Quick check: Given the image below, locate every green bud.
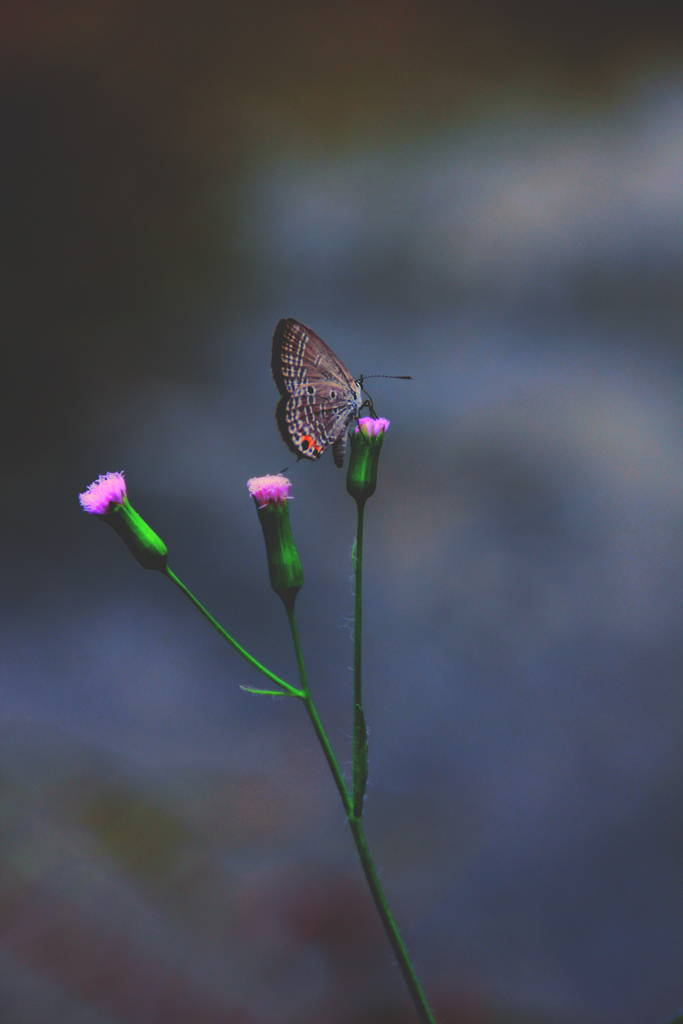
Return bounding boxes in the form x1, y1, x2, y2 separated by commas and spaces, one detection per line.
346, 417, 390, 505
248, 476, 303, 609
102, 500, 168, 572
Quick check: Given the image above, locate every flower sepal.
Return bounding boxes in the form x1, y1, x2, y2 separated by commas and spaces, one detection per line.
103, 500, 168, 572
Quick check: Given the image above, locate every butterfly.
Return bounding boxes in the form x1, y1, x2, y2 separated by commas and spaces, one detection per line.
271, 318, 366, 468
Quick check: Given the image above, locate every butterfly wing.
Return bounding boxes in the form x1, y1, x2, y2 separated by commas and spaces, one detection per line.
272, 319, 362, 465
275, 383, 358, 462
272, 319, 358, 394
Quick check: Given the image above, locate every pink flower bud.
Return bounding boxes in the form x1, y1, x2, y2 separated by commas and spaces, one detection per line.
347, 418, 390, 504
355, 416, 390, 439
247, 474, 292, 509
79, 471, 167, 572
247, 475, 302, 608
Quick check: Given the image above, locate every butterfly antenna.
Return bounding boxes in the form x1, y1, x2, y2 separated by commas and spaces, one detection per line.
357, 374, 412, 418
358, 374, 413, 381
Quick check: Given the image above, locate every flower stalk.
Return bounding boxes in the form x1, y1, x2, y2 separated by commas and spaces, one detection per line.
284, 596, 435, 1024
244, 453, 435, 1021
80, 434, 436, 1023
352, 500, 368, 819
164, 568, 304, 699
346, 417, 389, 818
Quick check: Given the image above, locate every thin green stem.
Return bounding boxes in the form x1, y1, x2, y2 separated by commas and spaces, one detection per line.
285, 602, 353, 815
353, 498, 366, 818
165, 566, 304, 699
284, 598, 310, 697
284, 600, 436, 1024
348, 816, 436, 1024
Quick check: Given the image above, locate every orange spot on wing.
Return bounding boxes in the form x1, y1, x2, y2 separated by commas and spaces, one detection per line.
300, 434, 322, 454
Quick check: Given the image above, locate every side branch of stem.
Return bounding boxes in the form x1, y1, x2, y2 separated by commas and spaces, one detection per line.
165, 566, 304, 698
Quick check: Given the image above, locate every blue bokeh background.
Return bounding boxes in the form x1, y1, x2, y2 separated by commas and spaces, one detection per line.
2, 5, 683, 1022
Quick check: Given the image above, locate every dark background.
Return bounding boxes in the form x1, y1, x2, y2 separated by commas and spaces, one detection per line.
2, 3, 683, 1022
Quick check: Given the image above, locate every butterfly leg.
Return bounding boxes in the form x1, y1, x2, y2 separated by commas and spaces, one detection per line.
358, 388, 378, 418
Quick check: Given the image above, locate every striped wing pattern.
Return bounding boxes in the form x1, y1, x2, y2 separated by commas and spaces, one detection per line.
271, 319, 362, 467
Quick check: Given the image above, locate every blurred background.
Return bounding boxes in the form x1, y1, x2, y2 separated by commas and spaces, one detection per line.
2, 2, 683, 1022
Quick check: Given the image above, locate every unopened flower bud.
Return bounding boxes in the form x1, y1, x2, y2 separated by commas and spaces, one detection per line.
346, 417, 390, 505
79, 472, 168, 572
247, 475, 303, 608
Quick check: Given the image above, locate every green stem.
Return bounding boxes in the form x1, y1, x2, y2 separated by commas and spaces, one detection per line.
285, 602, 353, 814
353, 498, 366, 818
165, 566, 304, 699
347, 816, 436, 1024
284, 601, 436, 1024
165, 567, 435, 1020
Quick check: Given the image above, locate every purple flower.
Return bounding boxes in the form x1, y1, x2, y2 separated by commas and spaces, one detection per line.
355, 416, 390, 438
79, 471, 167, 571
247, 475, 292, 509
79, 472, 127, 515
